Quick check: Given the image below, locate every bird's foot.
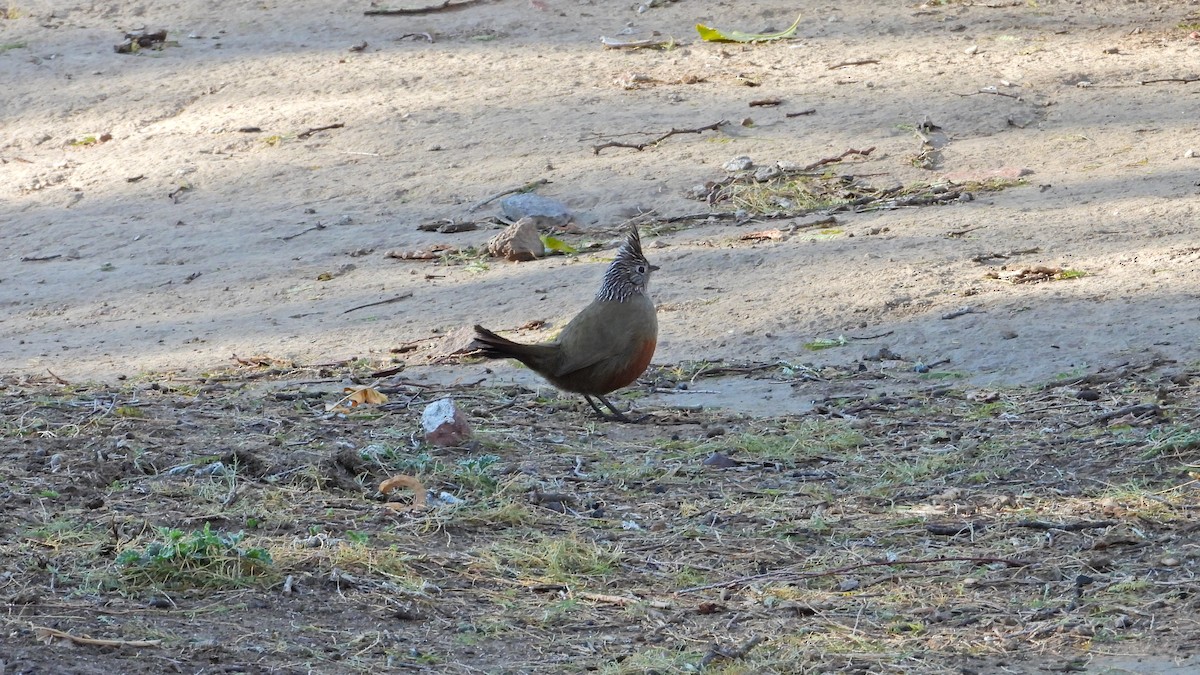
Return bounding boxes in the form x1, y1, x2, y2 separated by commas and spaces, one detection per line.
584, 395, 649, 424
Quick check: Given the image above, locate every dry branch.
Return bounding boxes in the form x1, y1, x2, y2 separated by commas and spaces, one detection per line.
591, 121, 728, 155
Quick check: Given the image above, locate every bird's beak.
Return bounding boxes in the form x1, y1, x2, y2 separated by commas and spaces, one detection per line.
649, 264, 661, 272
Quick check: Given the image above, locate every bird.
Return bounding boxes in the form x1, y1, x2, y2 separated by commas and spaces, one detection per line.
472, 225, 659, 422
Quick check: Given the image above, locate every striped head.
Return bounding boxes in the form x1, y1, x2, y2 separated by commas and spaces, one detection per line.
596, 225, 658, 302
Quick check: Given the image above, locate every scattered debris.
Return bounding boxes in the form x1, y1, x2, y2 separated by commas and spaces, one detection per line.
386, 244, 459, 260
985, 266, 1086, 284
114, 29, 167, 54
417, 219, 480, 233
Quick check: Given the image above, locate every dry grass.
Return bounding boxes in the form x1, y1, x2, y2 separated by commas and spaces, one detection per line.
1, 357, 1197, 673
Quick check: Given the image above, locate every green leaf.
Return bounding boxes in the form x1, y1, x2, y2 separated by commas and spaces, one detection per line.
540, 234, 578, 254
697, 13, 802, 43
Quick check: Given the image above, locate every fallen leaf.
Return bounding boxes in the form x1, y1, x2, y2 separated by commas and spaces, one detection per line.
380, 474, 428, 511
697, 13, 802, 43
540, 234, 578, 254
325, 386, 389, 413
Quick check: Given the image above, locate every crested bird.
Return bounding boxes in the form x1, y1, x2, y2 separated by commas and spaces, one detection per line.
473, 225, 659, 422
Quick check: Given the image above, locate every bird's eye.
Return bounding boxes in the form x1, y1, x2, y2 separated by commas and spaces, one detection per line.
637, 265, 646, 274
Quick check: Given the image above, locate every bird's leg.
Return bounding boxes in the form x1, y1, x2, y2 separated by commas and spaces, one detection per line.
594, 394, 647, 423
583, 394, 625, 421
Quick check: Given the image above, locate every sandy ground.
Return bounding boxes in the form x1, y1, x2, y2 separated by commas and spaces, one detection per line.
4, 2, 1200, 394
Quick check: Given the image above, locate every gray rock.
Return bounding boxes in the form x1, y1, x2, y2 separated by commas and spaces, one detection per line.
722, 155, 754, 172
500, 193, 572, 228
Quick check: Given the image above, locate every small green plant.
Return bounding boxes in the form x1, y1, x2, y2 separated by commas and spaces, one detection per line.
454, 454, 500, 492
117, 523, 274, 589
804, 336, 848, 351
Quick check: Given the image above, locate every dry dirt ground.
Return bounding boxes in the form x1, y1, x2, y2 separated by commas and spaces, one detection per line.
3, 0, 1200, 673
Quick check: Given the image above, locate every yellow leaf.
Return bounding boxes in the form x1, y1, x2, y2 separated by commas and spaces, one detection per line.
697, 13, 802, 43
325, 386, 388, 412
540, 234, 578, 254
344, 386, 388, 406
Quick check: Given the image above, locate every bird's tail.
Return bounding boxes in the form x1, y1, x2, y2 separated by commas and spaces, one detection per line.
472, 325, 556, 369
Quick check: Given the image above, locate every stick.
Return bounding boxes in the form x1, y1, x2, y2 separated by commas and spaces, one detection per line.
467, 178, 550, 212
592, 120, 728, 155
785, 108, 816, 117
677, 555, 1030, 593
297, 123, 344, 139
31, 623, 162, 648
1139, 77, 1200, 85
342, 292, 414, 315
1014, 520, 1117, 532
954, 89, 1023, 99
828, 59, 879, 69
748, 98, 782, 107
20, 253, 62, 262
800, 147, 874, 171
1091, 403, 1159, 425
280, 223, 326, 241
365, 0, 479, 15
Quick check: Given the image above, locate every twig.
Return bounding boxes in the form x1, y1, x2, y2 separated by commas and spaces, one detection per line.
31, 623, 162, 648
953, 88, 1023, 100
849, 330, 894, 340
296, 123, 344, 139
677, 555, 1030, 593
280, 223, 326, 241
800, 147, 874, 171
342, 292, 414, 315
785, 108, 816, 117
1139, 77, 1200, 85
748, 98, 782, 107
1090, 403, 1160, 425
20, 253, 62, 262
44, 369, 70, 385
592, 120, 728, 155
397, 32, 435, 43
970, 247, 1041, 263
828, 58, 879, 69
699, 635, 766, 669
1014, 520, 1117, 532
365, 0, 480, 15
467, 178, 550, 212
